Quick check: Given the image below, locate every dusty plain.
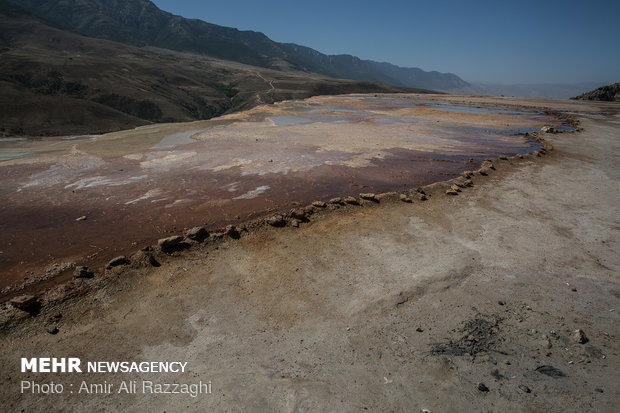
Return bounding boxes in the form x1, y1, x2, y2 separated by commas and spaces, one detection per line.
0, 96, 619, 412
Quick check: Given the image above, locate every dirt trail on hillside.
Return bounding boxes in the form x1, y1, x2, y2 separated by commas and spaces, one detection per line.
0, 99, 618, 412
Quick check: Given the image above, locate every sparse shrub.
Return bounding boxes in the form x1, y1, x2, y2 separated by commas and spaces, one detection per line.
218, 83, 239, 98
64, 82, 88, 97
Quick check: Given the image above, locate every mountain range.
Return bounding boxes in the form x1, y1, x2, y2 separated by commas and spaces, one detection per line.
467, 82, 615, 100
0, 0, 431, 136
8, 0, 469, 92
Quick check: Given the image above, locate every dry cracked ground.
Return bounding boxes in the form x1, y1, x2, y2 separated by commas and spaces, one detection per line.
0, 98, 619, 412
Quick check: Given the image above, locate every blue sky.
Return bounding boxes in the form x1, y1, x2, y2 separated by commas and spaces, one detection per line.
151, 0, 620, 85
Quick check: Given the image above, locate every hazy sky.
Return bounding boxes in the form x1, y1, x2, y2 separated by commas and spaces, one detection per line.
151, 0, 620, 85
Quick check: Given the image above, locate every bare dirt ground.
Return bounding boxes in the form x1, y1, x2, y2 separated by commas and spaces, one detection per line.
0, 98, 618, 412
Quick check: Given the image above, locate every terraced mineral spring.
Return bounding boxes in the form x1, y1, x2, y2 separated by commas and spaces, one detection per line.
0, 94, 570, 290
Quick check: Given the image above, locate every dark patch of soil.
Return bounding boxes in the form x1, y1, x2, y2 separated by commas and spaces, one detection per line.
431, 315, 504, 357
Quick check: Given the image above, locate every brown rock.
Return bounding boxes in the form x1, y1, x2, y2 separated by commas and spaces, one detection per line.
291, 209, 306, 220
481, 160, 495, 170
541, 125, 555, 133
572, 329, 588, 344
209, 233, 224, 241
131, 251, 160, 268
329, 197, 343, 204
158, 236, 184, 251
450, 184, 461, 192
9, 295, 38, 311
266, 215, 285, 227
446, 190, 459, 196
344, 196, 359, 205
312, 201, 326, 208
464, 179, 473, 187
186, 226, 207, 241
106, 256, 129, 269
291, 219, 300, 228
360, 193, 377, 201
399, 194, 412, 203
73, 266, 94, 279
225, 225, 237, 237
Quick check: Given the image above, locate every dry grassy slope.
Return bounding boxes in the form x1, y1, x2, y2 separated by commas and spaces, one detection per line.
0, 5, 417, 136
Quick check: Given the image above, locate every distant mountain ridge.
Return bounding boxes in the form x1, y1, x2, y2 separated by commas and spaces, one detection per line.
8, 0, 470, 91
278, 43, 469, 91
462, 82, 615, 99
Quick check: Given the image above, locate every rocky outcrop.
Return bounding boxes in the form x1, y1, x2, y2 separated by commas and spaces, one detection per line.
572, 82, 619, 102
